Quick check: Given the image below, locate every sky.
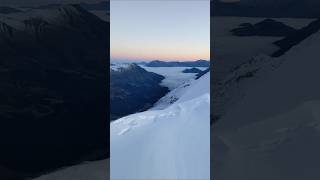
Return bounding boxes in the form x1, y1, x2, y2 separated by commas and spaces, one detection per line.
111, 0, 210, 62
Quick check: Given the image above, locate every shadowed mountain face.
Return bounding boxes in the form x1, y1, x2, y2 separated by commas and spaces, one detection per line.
0, 4, 108, 179
212, 0, 320, 18
110, 64, 169, 121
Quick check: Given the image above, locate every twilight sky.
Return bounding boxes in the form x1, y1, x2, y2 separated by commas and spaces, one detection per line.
111, 0, 210, 62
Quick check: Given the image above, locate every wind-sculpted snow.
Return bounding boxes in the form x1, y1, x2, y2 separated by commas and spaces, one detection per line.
111, 73, 210, 180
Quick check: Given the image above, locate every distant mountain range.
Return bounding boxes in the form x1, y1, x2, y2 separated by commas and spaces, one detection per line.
0, 4, 109, 179
146, 60, 210, 67
212, 0, 320, 18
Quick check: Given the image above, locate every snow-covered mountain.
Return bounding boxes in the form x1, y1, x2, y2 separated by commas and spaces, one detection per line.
110, 64, 168, 120
33, 72, 210, 180
213, 23, 320, 180
111, 73, 210, 179
0, 4, 109, 178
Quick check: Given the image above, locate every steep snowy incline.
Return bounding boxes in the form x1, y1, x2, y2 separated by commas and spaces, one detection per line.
111, 73, 210, 180
219, 30, 320, 132
214, 30, 320, 180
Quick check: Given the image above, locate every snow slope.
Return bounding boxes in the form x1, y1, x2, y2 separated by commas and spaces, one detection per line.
150, 69, 210, 110
214, 28, 320, 179
111, 73, 210, 180
33, 73, 210, 180
33, 160, 109, 180
150, 79, 195, 110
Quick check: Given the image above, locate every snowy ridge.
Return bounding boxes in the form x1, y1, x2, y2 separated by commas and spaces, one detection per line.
213, 53, 283, 118
150, 79, 195, 110
110, 63, 130, 71
143, 66, 208, 110
32, 73, 210, 180
215, 29, 320, 180
111, 73, 210, 180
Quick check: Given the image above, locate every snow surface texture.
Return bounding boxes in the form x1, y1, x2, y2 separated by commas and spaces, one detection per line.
214, 28, 320, 179
150, 79, 195, 110
111, 73, 210, 180
142, 66, 207, 90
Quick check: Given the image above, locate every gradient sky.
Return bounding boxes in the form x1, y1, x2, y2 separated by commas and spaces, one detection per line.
111, 0, 210, 62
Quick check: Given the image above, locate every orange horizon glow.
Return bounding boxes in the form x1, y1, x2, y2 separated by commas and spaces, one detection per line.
111, 46, 210, 61
111, 1, 210, 62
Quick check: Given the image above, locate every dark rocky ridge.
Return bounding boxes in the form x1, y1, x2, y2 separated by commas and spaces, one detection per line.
196, 68, 210, 80
0, 4, 108, 179
110, 64, 169, 121
182, 67, 203, 74
273, 19, 320, 57
231, 19, 296, 37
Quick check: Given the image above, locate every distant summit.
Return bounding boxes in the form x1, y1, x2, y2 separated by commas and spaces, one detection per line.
231, 19, 296, 37
146, 60, 210, 67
